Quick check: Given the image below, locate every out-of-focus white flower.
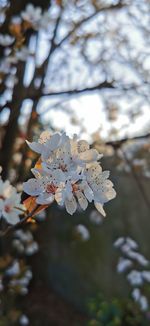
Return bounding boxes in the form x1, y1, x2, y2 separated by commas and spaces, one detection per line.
75, 224, 90, 241
127, 270, 143, 286
19, 314, 29, 326
0, 177, 24, 225
139, 295, 149, 311
9, 267, 32, 295
23, 131, 116, 216
117, 257, 132, 273
126, 237, 138, 250
13, 230, 39, 256
0, 33, 14, 46
21, 4, 42, 29
39, 11, 51, 30
5, 74, 18, 89
114, 237, 124, 248
121, 243, 131, 254
142, 271, 150, 282
89, 210, 103, 225
132, 288, 141, 301
132, 288, 149, 311
127, 251, 149, 267
115, 235, 150, 312
5, 260, 20, 277
25, 242, 39, 256
15, 46, 34, 61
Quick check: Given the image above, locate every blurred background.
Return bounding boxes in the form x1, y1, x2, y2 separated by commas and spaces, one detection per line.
0, 0, 150, 325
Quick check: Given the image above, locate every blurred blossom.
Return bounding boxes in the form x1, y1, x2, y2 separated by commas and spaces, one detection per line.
8, 266, 32, 295
114, 236, 150, 311
89, 209, 103, 225
0, 34, 14, 46
142, 271, 150, 282
12, 153, 22, 164
117, 257, 132, 273
114, 237, 124, 248
19, 314, 29, 326
75, 224, 90, 241
127, 270, 143, 286
5, 260, 20, 277
0, 172, 25, 225
132, 288, 141, 302
126, 237, 138, 250
21, 4, 42, 28
139, 296, 149, 312
13, 230, 39, 256
131, 288, 149, 311
127, 251, 149, 267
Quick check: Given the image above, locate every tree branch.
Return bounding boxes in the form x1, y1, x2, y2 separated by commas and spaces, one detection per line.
56, 1, 125, 48
29, 80, 115, 100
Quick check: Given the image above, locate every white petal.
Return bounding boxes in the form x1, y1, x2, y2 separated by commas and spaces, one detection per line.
114, 237, 124, 248
52, 170, 66, 183
78, 149, 99, 163
39, 130, 51, 144
94, 202, 106, 217
4, 212, 20, 225
82, 182, 93, 202
77, 140, 89, 153
65, 196, 77, 215
75, 191, 88, 210
132, 288, 141, 302
75, 224, 90, 241
55, 189, 63, 205
139, 296, 149, 311
26, 140, 43, 154
36, 193, 54, 205
46, 133, 61, 151
23, 179, 42, 196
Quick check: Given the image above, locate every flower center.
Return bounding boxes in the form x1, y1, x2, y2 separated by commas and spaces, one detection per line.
72, 183, 79, 192
59, 164, 67, 172
4, 205, 12, 213
46, 183, 57, 194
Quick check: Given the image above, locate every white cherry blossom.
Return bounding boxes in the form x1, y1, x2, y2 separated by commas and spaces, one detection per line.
23, 131, 116, 215
21, 4, 42, 29
0, 176, 25, 225
75, 224, 90, 241
127, 270, 143, 286
117, 257, 132, 273
0, 34, 14, 46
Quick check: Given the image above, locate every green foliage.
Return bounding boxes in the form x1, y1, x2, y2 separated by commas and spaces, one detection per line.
87, 294, 150, 326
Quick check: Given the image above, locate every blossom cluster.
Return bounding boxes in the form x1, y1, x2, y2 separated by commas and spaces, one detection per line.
114, 236, 150, 311
0, 170, 25, 225
13, 229, 39, 256
0, 258, 32, 296
117, 138, 150, 178
21, 4, 52, 31
6, 261, 32, 296
23, 131, 116, 216
0, 3, 54, 91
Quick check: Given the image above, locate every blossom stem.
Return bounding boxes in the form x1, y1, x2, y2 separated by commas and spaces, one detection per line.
14, 206, 27, 213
